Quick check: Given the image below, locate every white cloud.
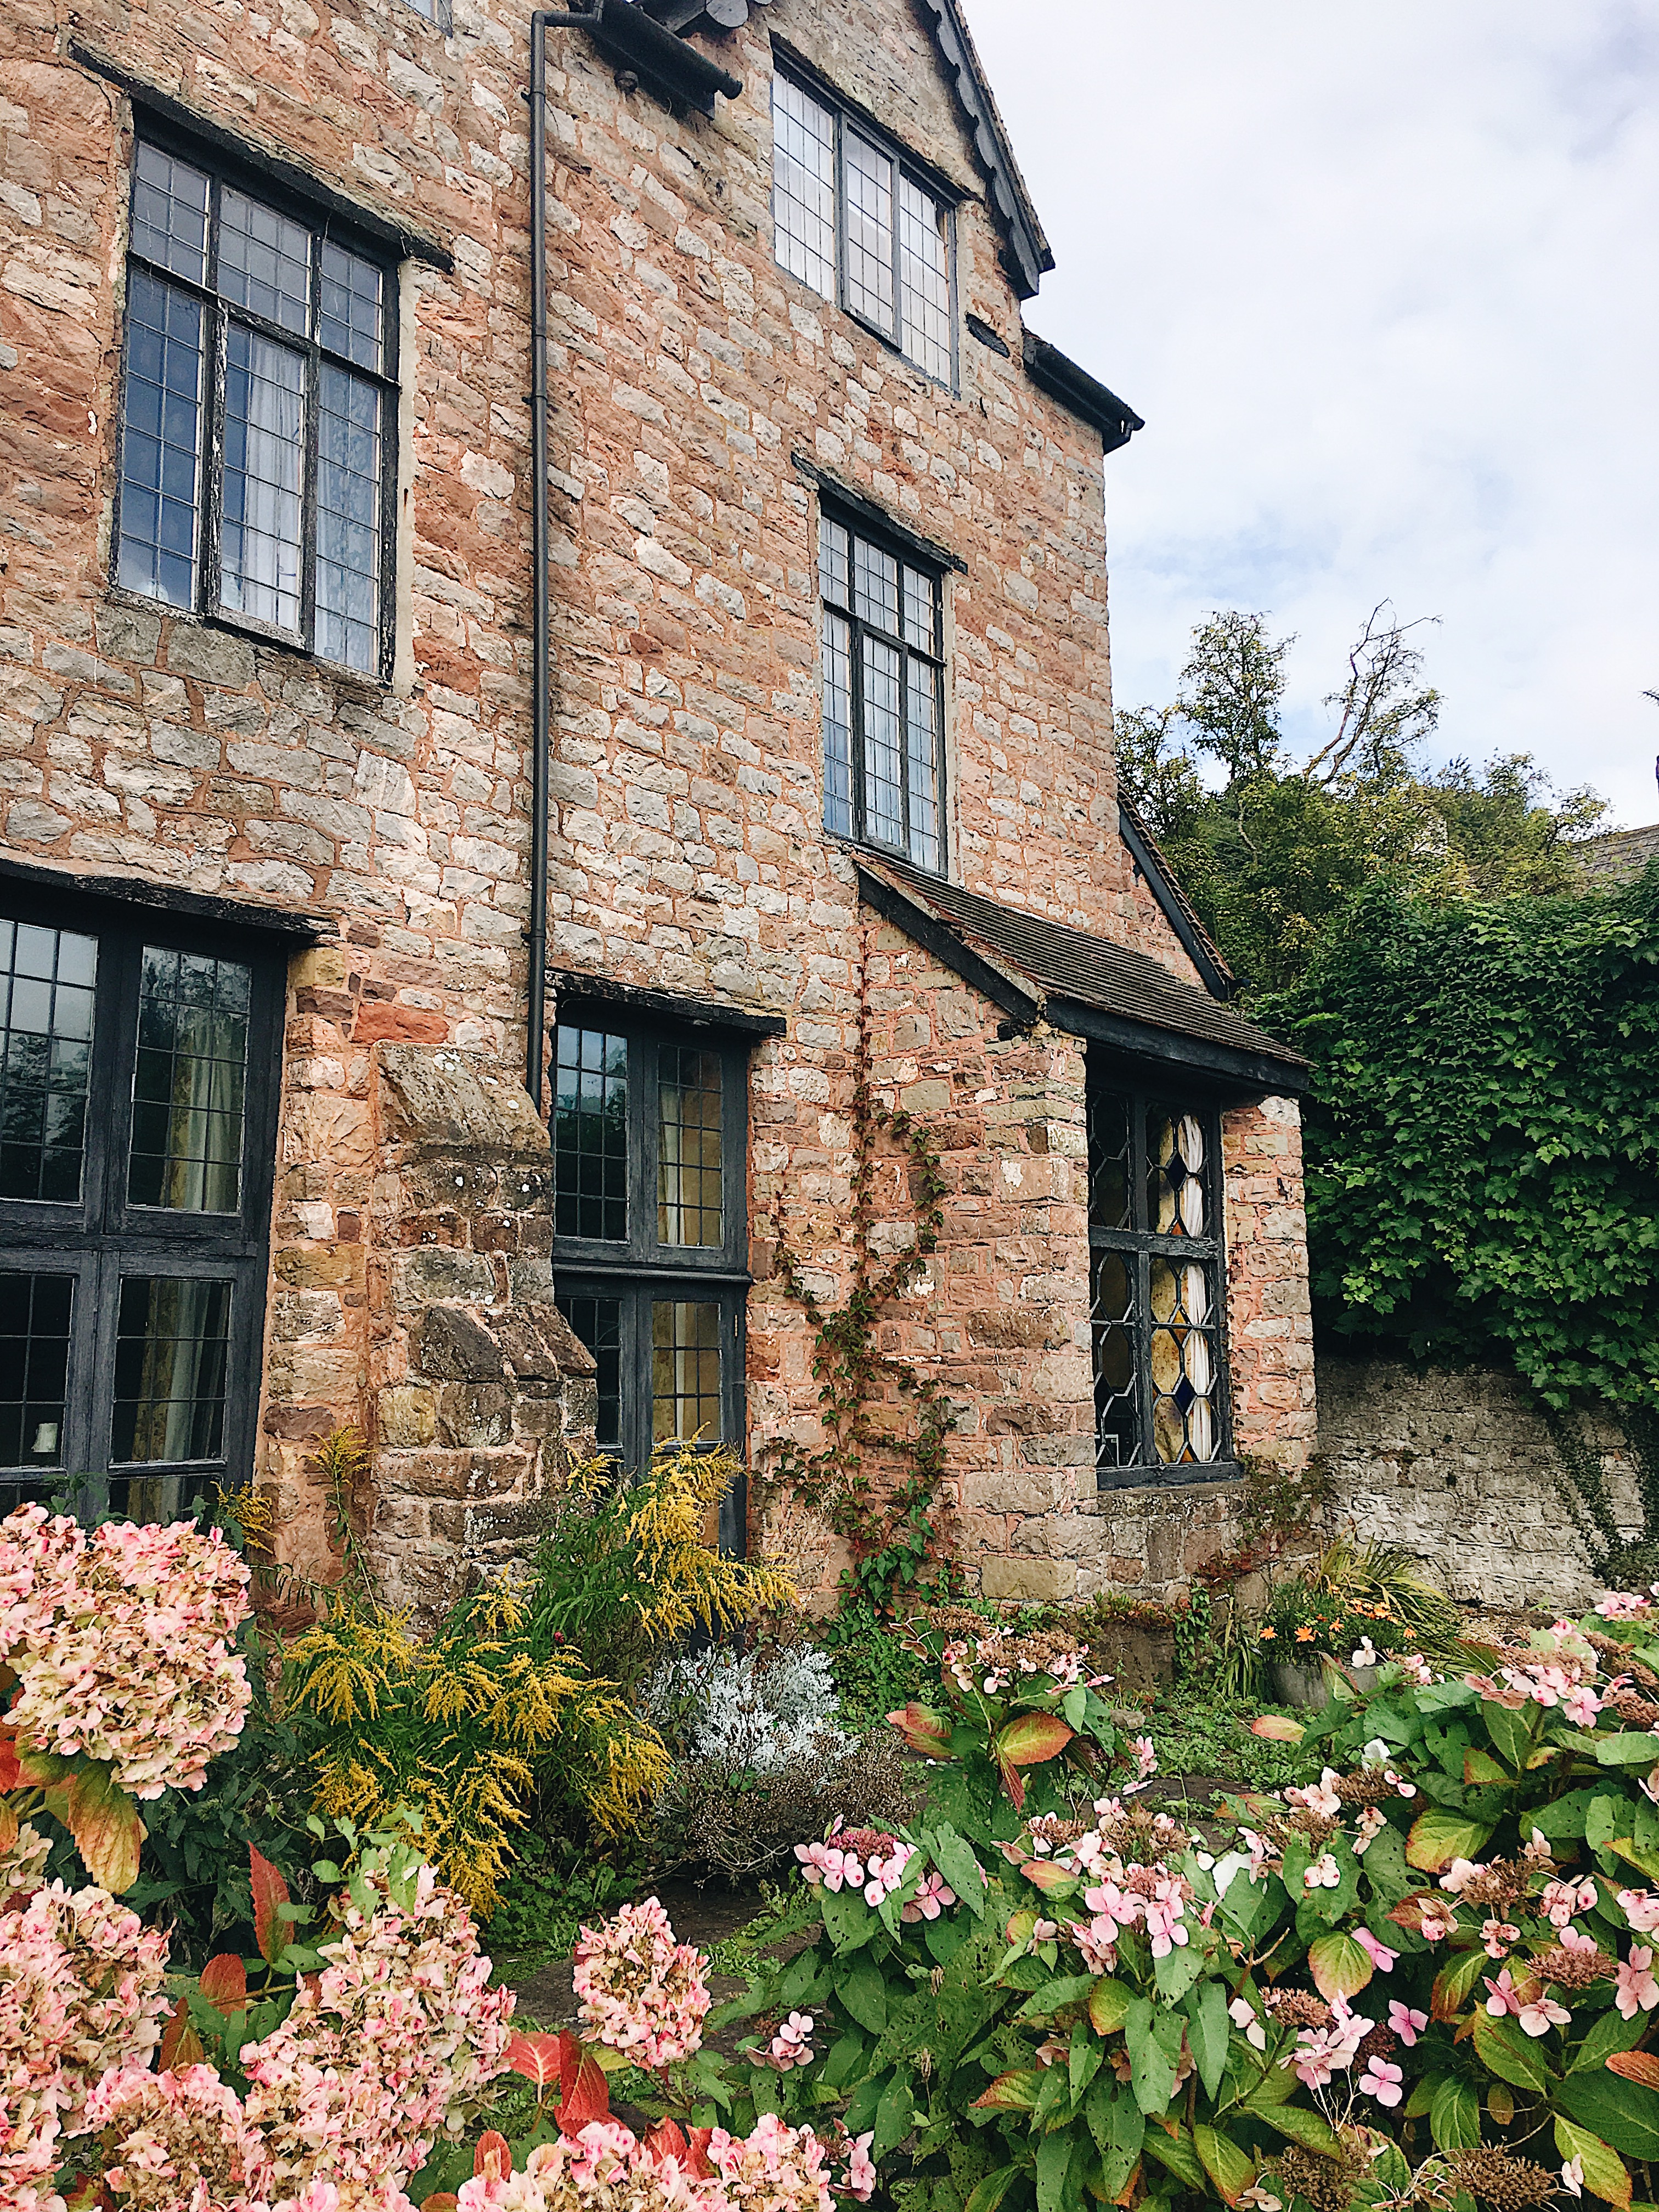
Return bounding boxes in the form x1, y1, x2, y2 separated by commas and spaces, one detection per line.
964, 0, 1659, 823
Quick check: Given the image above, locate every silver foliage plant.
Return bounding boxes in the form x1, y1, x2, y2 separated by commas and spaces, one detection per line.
641, 1644, 850, 1775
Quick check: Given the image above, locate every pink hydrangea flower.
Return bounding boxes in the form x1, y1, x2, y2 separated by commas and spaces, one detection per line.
1620, 1889, 1659, 1934
88, 2060, 274, 2210
1616, 1947, 1659, 2021
899, 1872, 956, 1925
1388, 2002, 1429, 2047
571, 1898, 712, 2071
710, 2113, 836, 2212
1355, 1929, 1397, 1973
1359, 2057, 1404, 2107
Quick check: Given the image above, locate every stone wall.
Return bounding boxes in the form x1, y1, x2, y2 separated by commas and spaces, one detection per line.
1319, 1355, 1639, 1611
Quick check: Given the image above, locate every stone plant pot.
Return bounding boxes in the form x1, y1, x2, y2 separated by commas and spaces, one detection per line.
1272, 1660, 1381, 1711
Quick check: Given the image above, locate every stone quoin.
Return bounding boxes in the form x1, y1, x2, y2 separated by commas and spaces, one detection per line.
0, 0, 1317, 1615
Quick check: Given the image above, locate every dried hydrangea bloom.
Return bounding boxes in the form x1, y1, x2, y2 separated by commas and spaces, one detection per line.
243, 1860, 514, 2199
87, 2061, 274, 2211
0, 1505, 252, 1799
572, 1898, 712, 2069
456, 2118, 731, 2212
710, 2113, 837, 2212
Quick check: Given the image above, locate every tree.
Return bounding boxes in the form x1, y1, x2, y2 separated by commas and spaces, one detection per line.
1115, 606, 1606, 993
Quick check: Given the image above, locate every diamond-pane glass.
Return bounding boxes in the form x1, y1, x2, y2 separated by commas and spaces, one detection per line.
658, 1047, 723, 1249
0, 922, 97, 1204
1147, 1107, 1207, 1237
553, 1026, 628, 1240
772, 76, 836, 299
1091, 1249, 1139, 1474
129, 949, 251, 1214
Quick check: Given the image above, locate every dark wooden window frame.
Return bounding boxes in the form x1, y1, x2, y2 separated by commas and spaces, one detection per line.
114, 119, 400, 682
0, 882, 285, 1513
550, 1011, 752, 1552
819, 494, 948, 874
771, 60, 961, 394
1087, 1066, 1237, 1492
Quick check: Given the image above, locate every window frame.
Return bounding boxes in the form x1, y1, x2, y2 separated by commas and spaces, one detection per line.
817, 499, 948, 874
550, 1011, 753, 1550
771, 64, 960, 392
0, 883, 286, 1515
1086, 1067, 1237, 1492
114, 121, 400, 682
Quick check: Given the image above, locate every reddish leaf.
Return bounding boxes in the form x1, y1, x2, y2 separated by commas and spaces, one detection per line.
475, 2133, 512, 2181
0, 1797, 18, 1856
1250, 1714, 1305, 1743
996, 1712, 1075, 1769
506, 2030, 565, 2089
198, 1954, 248, 2014
972, 2070, 1041, 2112
62, 1765, 144, 1894
686, 2128, 715, 2180
557, 2048, 612, 2133
1608, 2051, 1659, 2091
0, 1722, 20, 1792
997, 1756, 1027, 1813
158, 1995, 205, 2072
886, 1703, 953, 1759
250, 1844, 291, 1967
646, 2121, 690, 2162
1019, 1858, 1078, 1897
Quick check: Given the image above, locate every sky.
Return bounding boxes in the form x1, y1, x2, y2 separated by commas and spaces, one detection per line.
964, 0, 1659, 828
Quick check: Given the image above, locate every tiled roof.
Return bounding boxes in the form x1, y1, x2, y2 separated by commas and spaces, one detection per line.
1578, 822, 1659, 887
856, 855, 1308, 1092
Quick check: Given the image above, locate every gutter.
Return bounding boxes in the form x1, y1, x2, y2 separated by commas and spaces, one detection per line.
523, 5, 741, 1114
1022, 330, 1143, 455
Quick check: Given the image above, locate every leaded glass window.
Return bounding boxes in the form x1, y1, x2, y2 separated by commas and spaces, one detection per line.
117, 136, 394, 676
0, 891, 282, 1518
1087, 1074, 1230, 1485
770, 72, 956, 387
551, 1014, 748, 1544
819, 512, 944, 871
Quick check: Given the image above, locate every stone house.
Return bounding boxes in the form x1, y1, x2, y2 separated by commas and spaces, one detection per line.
0, 0, 1316, 1617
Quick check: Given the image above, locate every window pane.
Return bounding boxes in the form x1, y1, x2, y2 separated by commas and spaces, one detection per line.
117, 270, 203, 610
658, 1047, 723, 1249
0, 921, 97, 1204
861, 634, 904, 849
220, 326, 305, 633
553, 1026, 629, 1240
1087, 1087, 1132, 1231
128, 949, 251, 1213
314, 366, 383, 674
1150, 1259, 1219, 1467
218, 188, 311, 335
319, 242, 384, 371
904, 654, 940, 871
555, 1293, 622, 1449
0, 1271, 73, 1473
651, 1300, 721, 1444
772, 76, 837, 300
131, 144, 208, 284
898, 171, 952, 381
853, 535, 899, 634
1091, 1249, 1140, 1474
111, 1275, 231, 1464
843, 132, 895, 335
1147, 1107, 1207, 1237
902, 566, 935, 653
821, 610, 853, 838
818, 515, 849, 610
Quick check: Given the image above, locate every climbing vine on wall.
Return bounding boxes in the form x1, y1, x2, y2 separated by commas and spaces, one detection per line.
1259, 866, 1659, 1409
764, 980, 957, 1612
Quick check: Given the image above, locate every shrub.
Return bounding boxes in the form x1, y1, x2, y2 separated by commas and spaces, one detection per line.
643, 1645, 850, 1773
653, 1725, 918, 1883
281, 1581, 671, 1918
815, 1596, 931, 1726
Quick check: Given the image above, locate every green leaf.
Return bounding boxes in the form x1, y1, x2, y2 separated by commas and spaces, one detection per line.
1472, 2010, 1555, 2095
1407, 1808, 1495, 1872
1553, 2117, 1632, 2210
1037, 2132, 1075, 2212
1359, 1821, 1413, 1904
966, 2168, 1023, 2212
1142, 2125, 1205, 2190
821, 2031, 868, 2090
1430, 2076, 1483, 2152
1308, 1931, 1374, 2001
1125, 2000, 1184, 2117
1193, 2124, 1257, 2209
1431, 1945, 1488, 2021
1086, 2070, 1145, 2197
1597, 1735, 1659, 1769
872, 2072, 914, 2160
820, 1888, 877, 1954
1483, 1701, 1537, 1772
928, 1826, 989, 1917
1151, 1937, 1205, 2004
839, 1956, 888, 2035
1556, 2072, 1659, 2163
1071, 2022, 1104, 2102
1088, 1979, 1133, 2037
1188, 1979, 1231, 2102
1253, 2103, 1341, 2154
1570, 2008, 1648, 2075
1018, 1974, 1101, 2023
1465, 1747, 1515, 1786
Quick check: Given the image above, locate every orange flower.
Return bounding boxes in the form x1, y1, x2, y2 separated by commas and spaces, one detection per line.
1259, 1627, 1277, 1640
1295, 1626, 1316, 1644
